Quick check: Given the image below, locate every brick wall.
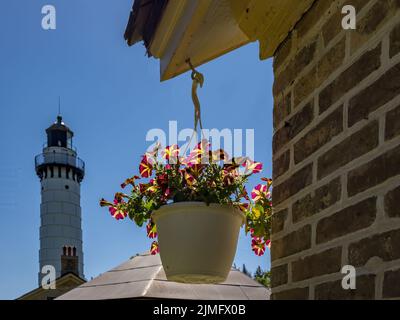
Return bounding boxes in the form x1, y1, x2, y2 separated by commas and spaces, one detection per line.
271, 0, 400, 299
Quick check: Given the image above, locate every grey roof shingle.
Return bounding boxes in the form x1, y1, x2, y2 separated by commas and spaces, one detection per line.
57, 252, 270, 300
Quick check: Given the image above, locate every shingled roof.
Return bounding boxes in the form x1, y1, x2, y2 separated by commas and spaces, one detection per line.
57, 252, 270, 300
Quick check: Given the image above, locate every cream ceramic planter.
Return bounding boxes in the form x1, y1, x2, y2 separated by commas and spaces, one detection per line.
152, 202, 245, 284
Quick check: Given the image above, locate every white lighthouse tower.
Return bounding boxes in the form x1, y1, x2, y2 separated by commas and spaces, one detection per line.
35, 115, 85, 284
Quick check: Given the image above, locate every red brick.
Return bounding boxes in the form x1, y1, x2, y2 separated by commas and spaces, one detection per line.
273, 92, 292, 128
316, 197, 376, 244
348, 228, 400, 267
351, 0, 393, 52
273, 40, 317, 97
271, 209, 288, 235
315, 275, 376, 300
273, 163, 313, 205
384, 185, 400, 218
270, 264, 288, 288
271, 225, 311, 261
390, 22, 400, 58
318, 121, 379, 180
292, 177, 341, 223
348, 145, 400, 197
294, 67, 317, 107
296, 0, 332, 40
322, 10, 342, 47
322, 0, 370, 48
294, 105, 343, 164
273, 35, 293, 72
319, 43, 381, 114
383, 268, 400, 298
348, 62, 400, 127
292, 247, 342, 282
272, 287, 309, 300
273, 102, 314, 153
317, 38, 346, 86
385, 103, 400, 141
273, 149, 290, 179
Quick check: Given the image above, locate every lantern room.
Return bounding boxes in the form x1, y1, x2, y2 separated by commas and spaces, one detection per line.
45, 115, 74, 149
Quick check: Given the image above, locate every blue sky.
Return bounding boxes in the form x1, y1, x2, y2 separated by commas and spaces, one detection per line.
0, 0, 274, 299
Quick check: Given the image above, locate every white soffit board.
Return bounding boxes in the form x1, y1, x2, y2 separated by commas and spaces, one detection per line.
156, 0, 251, 81
154, 0, 315, 81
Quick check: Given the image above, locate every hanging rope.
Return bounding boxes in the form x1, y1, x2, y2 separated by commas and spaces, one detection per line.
187, 59, 205, 135
183, 59, 207, 156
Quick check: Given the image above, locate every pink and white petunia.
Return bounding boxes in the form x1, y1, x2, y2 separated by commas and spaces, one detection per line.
109, 200, 128, 220
162, 145, 180, 162
243, 159, 263, 174
251, 237, 266, 256
251, 184, 268, 202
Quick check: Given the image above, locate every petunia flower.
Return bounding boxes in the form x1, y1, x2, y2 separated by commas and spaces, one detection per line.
139, 155, 153, 178
261, 177, 273, 186
163, 188, 171, 199
222, 169, 236, 186
146, 185, 158, 194
251, 237, 266, 256
156, 173, 168, 186
266, 239, 271, 250
231, 156, 248, 166
121, 175, 140, 189
251, 184, 267, 202
187, 163, 205, 177
243, 159, 263, 174
109, 200, 128, 220
188, 139, 211, 164
150, 241, 159, 255
146, 221, 157, 239
145, 142, 161, 163
185, 172, 196, 186
99, 198, 112, 207
209, 149, 229, 163
162, 145, 180, 163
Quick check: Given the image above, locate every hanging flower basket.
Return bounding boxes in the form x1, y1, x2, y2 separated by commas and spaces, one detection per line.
100, 140, 272, 283
153, 202, 244, 283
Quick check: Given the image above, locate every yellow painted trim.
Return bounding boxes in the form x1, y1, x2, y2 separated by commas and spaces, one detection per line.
228, 0, 315, 59
151, 0, 314, 81
150, 0, 189, 58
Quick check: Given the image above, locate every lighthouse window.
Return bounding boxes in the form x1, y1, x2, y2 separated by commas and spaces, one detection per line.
65, 185, 69, 190
50, 167, 54, 178
58, 167, 61, 178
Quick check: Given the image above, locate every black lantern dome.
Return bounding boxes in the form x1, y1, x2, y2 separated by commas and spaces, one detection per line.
45, 115, 74, 149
